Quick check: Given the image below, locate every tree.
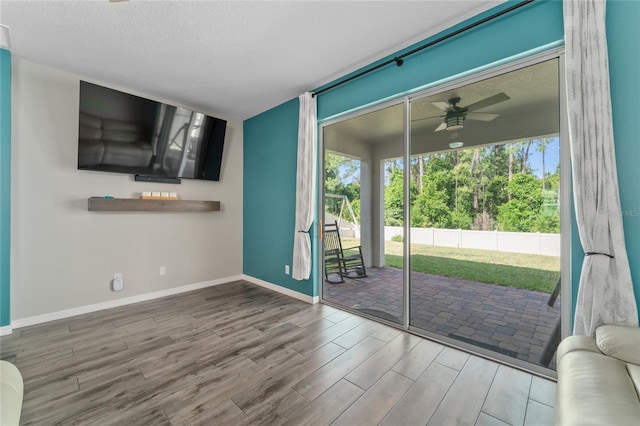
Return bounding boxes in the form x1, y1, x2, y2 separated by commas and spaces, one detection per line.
485, 175, 509, 221
469, 145, 509, 230
546, 171, 560, 193
377, 137, 559, 233
535, 138, 552, 190
508, 143, 515, 185
324, 153, 361, 222
520, 140, 533, 173
451, 150, 474, 225
496, 173, 543, 232
413, 158, 455, 227
417, 155, 424, 193
351, 199, 361, 225
471, 148, 481, 212
536, 189, 560, 233
384, 165, 410, 226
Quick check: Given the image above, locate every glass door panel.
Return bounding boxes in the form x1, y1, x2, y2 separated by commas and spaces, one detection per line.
322, 103, 405, 325
408, 59, 563, 370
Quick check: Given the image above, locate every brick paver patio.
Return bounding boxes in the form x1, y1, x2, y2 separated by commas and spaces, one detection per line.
323, 267, 561, 368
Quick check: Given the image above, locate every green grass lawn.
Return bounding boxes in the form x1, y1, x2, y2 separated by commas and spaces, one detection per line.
342, 238, 560, 293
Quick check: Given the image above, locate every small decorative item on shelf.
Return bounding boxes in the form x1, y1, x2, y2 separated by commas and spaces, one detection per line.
140, 191, 179, 200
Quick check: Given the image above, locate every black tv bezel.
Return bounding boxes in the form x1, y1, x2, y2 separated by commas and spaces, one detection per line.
77, 81, 227, 182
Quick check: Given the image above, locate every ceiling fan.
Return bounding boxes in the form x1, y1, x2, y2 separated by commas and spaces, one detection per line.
426, 93, 511, 132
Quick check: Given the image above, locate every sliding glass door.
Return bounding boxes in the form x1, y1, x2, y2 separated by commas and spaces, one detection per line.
321, 103, 405, 325
320, 55, 565, 373
407, 58, 562, 369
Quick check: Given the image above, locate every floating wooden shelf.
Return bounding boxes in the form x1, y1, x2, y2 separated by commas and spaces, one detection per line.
88, 197, 221, 212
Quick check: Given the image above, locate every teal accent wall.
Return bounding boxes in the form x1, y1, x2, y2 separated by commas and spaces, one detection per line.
243, 98, 316, 297
0, 48, 11, 327
316, 0, 563, 120
243, 0, 564, 298
607, 0, 640, 317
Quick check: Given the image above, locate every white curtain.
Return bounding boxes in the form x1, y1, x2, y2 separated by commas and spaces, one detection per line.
564, 0, 638, 336
292, 92, 317, 280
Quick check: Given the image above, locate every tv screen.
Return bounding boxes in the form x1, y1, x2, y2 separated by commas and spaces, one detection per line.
78, 81, 227, 181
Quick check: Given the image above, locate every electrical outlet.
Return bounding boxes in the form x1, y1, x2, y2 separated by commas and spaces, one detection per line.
112, 273, 123, 291
160, 266, 166, 276
285, 265, 290, 275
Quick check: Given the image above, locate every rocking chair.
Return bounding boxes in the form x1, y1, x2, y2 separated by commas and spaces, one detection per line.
323, 221, 367, 283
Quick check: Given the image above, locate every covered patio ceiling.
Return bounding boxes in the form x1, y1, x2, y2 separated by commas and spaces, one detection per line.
323, 58, 559, 157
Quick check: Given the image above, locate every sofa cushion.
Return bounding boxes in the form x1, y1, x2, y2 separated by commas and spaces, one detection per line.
0, 361, 23, 426
102, 141, 152, 167
596, 325, 640, 365
557, 334, 600, 362
77, 139, 105, 167
102, 131, 144, 143
79, 125, 102, 140
79, 113, 102, 140
102, 119, 146, 143
79, 112, 102, 128
555, 351, 640, 425
102, 119, 144, 132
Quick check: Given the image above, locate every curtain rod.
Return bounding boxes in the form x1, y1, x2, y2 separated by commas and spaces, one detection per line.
312, 0, 535, 97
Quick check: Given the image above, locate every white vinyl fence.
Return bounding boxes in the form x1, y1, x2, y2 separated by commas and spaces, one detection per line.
384, 227, 560, 257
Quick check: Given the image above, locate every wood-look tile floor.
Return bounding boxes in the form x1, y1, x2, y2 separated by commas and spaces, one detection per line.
0, 281, 556, 425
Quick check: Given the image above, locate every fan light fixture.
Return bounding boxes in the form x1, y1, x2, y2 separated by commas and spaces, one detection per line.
445, 115, 464, 131
428, 93, 509, 133
449, 141, 464, 149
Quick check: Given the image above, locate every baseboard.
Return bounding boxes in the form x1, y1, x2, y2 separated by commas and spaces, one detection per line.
242, 274, 319, 304
9, 274, 318, 330
11, 275, 244, 330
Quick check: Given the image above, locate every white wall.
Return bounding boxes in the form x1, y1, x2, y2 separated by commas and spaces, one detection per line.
11, 58, 243, 321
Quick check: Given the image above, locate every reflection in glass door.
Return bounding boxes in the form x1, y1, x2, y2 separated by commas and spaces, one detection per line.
321, 103, 405, 325
408, 59, 563, 369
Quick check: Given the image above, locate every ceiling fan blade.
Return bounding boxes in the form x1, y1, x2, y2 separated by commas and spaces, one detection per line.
431, 101, 452, 112
465, 93, 510, 112
466, 112, 499, 122
434, 121, 447, 132
412, 114, 445, 122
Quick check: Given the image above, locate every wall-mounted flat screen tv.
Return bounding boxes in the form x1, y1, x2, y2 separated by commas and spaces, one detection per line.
78, 81, 227, 181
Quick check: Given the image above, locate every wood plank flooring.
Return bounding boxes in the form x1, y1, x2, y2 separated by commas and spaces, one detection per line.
0, 281, 556, 425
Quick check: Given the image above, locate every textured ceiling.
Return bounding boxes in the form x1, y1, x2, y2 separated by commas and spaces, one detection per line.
0, 0, 505, 121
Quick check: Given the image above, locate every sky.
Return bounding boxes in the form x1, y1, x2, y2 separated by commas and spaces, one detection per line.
528, 137, 560, 178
